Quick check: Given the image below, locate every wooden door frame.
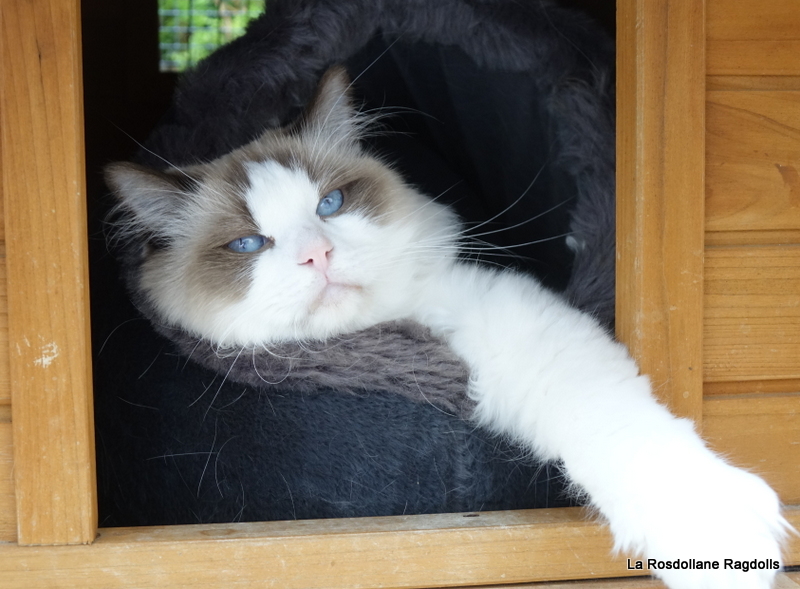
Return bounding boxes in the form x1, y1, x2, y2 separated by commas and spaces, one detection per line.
0, 0, 797, 586
616, 0, 706, 425
1, 0, 96, 546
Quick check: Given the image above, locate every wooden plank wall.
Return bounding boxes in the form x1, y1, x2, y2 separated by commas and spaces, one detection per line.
703, 0, 800, 505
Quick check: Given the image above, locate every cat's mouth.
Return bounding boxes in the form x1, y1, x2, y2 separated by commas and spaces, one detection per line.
310, 281, 364, 311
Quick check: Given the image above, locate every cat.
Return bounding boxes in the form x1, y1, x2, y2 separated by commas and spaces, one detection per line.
106, 66, 790, 589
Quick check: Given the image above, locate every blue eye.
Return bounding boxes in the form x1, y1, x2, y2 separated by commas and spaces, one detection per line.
226, 234, 269, 253
316, 189, 344, 217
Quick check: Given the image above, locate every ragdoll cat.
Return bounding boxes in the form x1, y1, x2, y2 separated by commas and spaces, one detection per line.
106, 67, 789, 589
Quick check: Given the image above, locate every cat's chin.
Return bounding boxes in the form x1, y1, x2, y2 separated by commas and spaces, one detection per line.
301, 280, 409, 343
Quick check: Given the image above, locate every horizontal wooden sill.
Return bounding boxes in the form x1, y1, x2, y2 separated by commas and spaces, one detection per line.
476, 571, 799, 588
0, 506, 798, 589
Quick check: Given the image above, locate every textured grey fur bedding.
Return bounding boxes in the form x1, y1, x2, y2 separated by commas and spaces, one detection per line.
163, 320, 474, 416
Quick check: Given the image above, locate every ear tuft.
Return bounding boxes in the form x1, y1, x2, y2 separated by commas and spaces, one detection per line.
105, 162, 194, 237
301, 66, 360, 144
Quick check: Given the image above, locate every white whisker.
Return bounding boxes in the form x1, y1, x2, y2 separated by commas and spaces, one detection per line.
466, 197, 574, 239
463, 160, 550, 234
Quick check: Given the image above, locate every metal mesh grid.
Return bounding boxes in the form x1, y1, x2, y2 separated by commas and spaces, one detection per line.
159, 0, 266, 72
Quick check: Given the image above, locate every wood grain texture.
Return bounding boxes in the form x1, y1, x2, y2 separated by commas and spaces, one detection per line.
0, 509, 633, 588
0, 124, 6, 405
707, 77, 800, 92
0, 243, 8, 405
491, 574, 798, 589
706, 230, 800, 248
0, 506, 797, 589
476, 580, 667, 589
704, 394, 800, 504
705, 378, 800, 396
704, 245, 800, 382
706, 92, 800, 234
616, 0, 706, 423
707, 0, 800, 75
0, 423, 14, 543
707, 41, 800, 77
0, 0, 97, 544
477, 573, 800, 589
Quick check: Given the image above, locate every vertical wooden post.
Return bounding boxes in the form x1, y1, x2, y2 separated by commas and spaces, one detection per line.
1, 0, 97, 544
616, 0, 706, 424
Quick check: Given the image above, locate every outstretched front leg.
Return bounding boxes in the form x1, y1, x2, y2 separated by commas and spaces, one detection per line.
415, 263, 789, 589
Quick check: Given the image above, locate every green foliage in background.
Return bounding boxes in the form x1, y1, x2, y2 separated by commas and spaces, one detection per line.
159, 0, 265, 71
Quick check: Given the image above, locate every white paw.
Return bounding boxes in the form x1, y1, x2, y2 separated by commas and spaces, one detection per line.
611, 455, 790, 589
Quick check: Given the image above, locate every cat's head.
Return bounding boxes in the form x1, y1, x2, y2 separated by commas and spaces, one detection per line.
106, 67, 459, 347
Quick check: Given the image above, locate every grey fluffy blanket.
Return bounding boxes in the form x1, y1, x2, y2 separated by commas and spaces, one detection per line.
161, 321, 474, 416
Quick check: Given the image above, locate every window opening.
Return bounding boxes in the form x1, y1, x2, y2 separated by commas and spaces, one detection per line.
158, 0, 266, 72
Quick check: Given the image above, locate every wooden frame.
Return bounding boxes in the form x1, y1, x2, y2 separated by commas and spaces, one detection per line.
1, 0, 96, 547
616, 0, 706, 424
0, 0, 798, 586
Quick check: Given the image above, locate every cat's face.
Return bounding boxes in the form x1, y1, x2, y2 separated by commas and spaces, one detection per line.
106, 67, 459, 347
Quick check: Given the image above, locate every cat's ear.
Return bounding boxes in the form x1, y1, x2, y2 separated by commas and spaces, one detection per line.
105, 162, 195, 237
301, 66, 360, 145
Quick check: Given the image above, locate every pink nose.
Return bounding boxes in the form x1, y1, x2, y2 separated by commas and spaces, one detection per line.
299, 238, 333, 273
